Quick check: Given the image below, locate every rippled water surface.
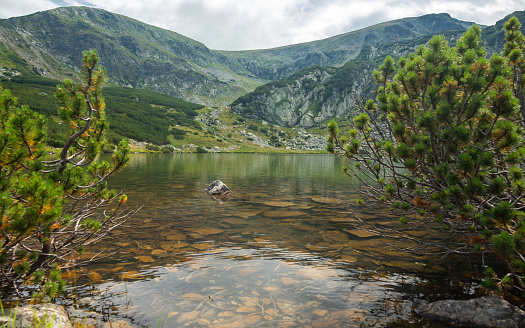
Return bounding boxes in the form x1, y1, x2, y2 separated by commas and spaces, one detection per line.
67, 153, 481, 327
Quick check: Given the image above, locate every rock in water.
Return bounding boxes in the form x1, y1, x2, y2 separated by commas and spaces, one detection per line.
417, 295, 525, 328
204, 180, 233, 198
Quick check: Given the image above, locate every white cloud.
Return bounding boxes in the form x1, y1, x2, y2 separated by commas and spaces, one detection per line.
0, 0, 58, 18
0, 0, 523, 50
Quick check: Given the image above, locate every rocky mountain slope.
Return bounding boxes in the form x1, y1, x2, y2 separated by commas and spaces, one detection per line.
0, 7, 480, 107
230, 11, 525, 128
231, 60, 374, 127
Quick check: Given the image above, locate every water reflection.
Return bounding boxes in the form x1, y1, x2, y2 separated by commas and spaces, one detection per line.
67, 154, 476, 327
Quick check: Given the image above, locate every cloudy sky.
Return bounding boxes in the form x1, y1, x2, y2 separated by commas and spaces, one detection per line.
1, 0, 524, 50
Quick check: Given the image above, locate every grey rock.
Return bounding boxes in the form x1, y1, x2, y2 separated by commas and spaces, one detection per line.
204, 180, 233, 197
417, 295, 525, 328
0, 303, 72, 328
231, 66, 370, 128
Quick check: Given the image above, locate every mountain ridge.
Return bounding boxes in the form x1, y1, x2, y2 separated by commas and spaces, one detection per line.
215, 13, 477, 79
0, 6, 483, 106
0, 6, 258, 105
230, 10, 525, 127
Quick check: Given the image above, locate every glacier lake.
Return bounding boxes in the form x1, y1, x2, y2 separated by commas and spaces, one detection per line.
64, 153, 482, 327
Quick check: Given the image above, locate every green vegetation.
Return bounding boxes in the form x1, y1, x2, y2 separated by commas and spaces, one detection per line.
0, 73, 324, 152
103, 87, 203, 144
328, 19, 525, 294
0, 50, 135, 300
1, 76, 63, 116
1, 76, 204, 146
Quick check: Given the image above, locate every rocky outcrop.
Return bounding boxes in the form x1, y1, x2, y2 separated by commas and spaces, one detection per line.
205, 180, 233, 197
284, 128, 327, 150
417, 295, 525, 328
230, 61, 373, 128
0, 304, 72, 328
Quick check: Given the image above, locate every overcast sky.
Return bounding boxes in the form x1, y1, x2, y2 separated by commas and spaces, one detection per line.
1, 0, 524, 50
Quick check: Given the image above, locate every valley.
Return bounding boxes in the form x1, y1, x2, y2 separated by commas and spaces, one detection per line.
0, 7, 524, 151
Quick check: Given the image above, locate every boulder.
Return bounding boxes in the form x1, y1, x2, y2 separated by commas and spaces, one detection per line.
204, 180, 233, 202
417, 295, 525, 328
204, 180, 233, 197
0, 303, 72, 328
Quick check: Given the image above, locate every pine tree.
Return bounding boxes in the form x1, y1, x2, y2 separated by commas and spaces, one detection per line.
328, 19, 525, 293
0, 50, 136, 300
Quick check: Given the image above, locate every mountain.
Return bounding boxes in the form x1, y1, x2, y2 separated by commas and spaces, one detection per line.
1, 6, 523, 140
480, 10, 525, 51
216, 13, 476, 81
0, 6, 259, 105
230, 31, 464, 127
0, 7, 479, 107
231, 11, 525, 128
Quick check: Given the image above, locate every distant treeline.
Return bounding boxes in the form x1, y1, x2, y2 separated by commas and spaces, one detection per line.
1, 76, 204, 146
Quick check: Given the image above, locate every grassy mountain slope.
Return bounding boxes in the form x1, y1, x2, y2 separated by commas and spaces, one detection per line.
0, 6, 259, 106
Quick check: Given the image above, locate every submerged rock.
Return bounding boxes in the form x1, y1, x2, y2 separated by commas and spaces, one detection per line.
417, 295, 525, 328
204, 180, 233, 201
